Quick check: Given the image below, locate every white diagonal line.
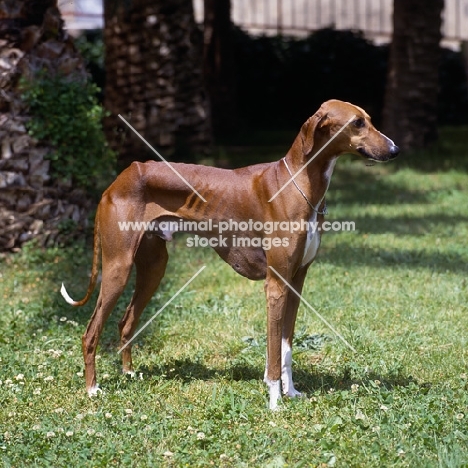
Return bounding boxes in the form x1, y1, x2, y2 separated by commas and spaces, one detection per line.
118, 114, 207, 202
118, 265, 206, 353
268, 266, 357, 353
268, 115, 355, 203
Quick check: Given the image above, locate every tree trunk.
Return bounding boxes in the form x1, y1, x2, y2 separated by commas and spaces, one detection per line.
103, 0, 211, 166
203, 0, 237, 137
0, 0, 92, 250
382, 0, 444, 150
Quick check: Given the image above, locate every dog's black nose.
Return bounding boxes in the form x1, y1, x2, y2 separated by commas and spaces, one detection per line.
390, 145, 400, 158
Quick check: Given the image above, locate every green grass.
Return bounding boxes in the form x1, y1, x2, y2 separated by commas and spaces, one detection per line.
1, 127, 468, 467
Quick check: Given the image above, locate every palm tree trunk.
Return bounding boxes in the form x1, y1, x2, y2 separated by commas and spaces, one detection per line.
203, 0, 237, 137
103, 0, 211, 165
382, 0, 444, 150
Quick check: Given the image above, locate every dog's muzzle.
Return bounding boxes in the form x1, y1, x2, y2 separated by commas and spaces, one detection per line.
357, 144, 400, 162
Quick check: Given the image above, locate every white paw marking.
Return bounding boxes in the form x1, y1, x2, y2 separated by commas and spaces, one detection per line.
265, 379, 282, 411
264, 338, 304, 409
87, 385, 102, 397
285, 387, 303, 398
281, 338, 302, 398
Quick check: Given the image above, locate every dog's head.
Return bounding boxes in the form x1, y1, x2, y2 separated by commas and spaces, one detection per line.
300, 100, 399, 162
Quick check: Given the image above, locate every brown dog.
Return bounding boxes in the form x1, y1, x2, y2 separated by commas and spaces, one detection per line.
61, 100, 399, 409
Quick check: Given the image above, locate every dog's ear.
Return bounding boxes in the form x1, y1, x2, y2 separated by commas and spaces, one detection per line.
301, 112, 329, 156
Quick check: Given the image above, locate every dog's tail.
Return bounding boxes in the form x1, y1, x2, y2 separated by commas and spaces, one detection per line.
60, 208, 101, 307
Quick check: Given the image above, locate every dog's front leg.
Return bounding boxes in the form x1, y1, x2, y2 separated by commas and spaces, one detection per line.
281, 265, 309, 398
263, 272, 289, 410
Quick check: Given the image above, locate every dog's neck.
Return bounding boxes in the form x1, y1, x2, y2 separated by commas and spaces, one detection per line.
283, 139, 340, 215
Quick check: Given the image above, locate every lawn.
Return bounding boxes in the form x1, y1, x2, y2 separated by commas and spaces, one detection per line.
1, 127, 467, 467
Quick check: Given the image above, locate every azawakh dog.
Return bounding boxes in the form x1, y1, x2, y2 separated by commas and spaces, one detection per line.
61, 100, 399, 409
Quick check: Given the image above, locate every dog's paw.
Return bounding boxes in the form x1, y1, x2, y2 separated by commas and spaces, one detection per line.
284, 388, 304, 398
122, 369, 136, 378
270, 403, 283, 412
266, 379, 282, 411
87, 385, 102, 397
281, 379, 304, 398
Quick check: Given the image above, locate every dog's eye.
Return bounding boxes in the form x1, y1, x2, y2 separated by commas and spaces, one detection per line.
353, 118, 365, 128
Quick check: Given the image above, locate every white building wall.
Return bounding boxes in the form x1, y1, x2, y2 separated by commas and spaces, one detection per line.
60, 0, 468, 44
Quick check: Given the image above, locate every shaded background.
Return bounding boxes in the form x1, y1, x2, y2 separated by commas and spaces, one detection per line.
0, 0, 468, 249
95, 0, 467, 161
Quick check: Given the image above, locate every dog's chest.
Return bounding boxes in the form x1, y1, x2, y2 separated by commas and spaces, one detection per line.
300, 158, 336, 266
301, 214, 321, 266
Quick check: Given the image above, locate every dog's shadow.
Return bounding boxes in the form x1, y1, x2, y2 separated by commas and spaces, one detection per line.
132, 358, 262, 384
125, 357, 421, 395
292, 367, 420, 394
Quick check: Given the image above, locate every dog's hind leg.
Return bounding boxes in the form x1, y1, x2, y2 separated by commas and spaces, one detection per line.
119, 234, 169, 375
82, 251, 134, 396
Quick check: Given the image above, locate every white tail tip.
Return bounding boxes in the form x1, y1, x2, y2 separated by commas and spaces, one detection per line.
60, 283, 78, 305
